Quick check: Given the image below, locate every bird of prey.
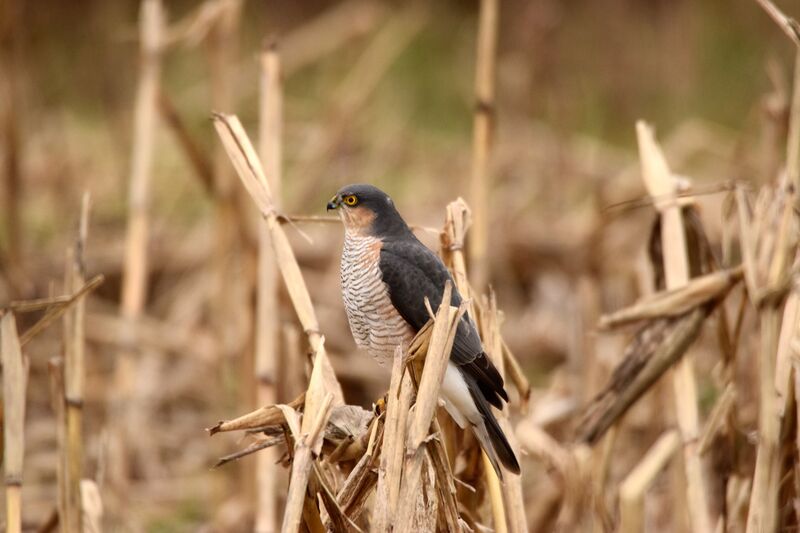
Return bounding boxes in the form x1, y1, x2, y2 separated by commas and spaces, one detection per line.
327, 184, 520, 478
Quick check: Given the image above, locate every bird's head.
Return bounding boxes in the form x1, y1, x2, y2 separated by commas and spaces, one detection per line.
327, 184, 410, 237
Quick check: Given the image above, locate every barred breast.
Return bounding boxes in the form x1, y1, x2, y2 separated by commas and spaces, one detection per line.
340, 233, 415, 366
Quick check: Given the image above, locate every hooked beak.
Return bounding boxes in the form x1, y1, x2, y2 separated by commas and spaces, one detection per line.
326, 194, 341, 211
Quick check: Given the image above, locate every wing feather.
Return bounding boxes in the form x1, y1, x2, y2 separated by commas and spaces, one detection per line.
379, 238, 508, 407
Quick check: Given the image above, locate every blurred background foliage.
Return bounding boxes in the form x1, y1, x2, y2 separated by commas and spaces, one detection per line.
11, 0, 794, 237
3, 0, 800, 530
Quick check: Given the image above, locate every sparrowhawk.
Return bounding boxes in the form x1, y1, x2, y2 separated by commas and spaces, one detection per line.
327, 184, 520, 479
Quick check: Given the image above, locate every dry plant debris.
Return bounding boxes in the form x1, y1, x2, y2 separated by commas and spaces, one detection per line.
209, 113, 531, 531
10, 0, 800, 531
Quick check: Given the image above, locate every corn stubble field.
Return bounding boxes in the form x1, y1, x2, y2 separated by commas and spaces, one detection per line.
3, 0, 800, 531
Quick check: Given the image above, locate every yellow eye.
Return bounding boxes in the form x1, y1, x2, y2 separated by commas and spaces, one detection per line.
343, 195, 358, 206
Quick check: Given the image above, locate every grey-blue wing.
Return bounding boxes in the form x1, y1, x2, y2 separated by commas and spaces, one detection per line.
378, 237, 508, 407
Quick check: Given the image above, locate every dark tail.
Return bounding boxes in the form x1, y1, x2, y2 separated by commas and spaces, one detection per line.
468, 378, 521, 478
480, 396, 521, 475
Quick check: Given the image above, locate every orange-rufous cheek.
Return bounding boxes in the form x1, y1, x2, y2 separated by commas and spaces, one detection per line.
341, 206, 376, 233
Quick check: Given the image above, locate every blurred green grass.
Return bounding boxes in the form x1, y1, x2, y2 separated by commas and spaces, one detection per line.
22, 0, 792, 172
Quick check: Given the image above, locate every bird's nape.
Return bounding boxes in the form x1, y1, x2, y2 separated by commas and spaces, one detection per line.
328, 184, 412, 238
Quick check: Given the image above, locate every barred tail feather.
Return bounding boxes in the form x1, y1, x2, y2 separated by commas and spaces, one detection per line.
465, 373, 521, 479
472, 393, 521, 479
441, 362, 521, 479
